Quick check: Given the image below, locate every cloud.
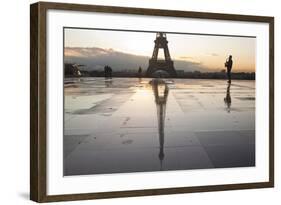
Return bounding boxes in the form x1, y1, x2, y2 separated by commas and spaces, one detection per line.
207, 53, 219, 57
64, 47, 208, 72
179, 56, 201, 64
65, 47, 114, 57
179, 56, 194, 60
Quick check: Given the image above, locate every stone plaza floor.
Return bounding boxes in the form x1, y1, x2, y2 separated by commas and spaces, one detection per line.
63, 77, 255, 176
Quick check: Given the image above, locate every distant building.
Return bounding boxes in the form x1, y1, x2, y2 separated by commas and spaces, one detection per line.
176, 70, 184, 76
64, 63, 82, 77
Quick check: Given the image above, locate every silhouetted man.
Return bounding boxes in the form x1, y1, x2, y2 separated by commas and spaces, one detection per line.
225, 55, 233, 83
138, 66, 142, 78
108, 66, 112, 78
104, 65, 108, 78
104, 65, 112, 78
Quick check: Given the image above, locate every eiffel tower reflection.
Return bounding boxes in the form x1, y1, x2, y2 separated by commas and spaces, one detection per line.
150, 79, 169, 170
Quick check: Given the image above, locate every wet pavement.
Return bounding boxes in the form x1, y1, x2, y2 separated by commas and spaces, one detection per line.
64, 77, 255, 176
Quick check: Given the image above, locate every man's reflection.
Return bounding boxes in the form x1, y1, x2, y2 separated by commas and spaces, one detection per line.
150, 79, 169, 170
104, 79, 113, 88
224, 83, 231, 113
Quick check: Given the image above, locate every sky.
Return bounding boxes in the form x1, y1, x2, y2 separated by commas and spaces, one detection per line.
64, 28, 256, 72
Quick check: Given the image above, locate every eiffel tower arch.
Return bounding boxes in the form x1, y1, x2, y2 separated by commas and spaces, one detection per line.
146, 32, 177, 77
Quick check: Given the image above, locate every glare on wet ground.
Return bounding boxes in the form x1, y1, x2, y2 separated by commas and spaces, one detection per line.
64, 77, 255, 176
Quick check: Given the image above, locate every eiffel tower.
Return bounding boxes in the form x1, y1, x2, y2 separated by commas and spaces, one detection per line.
146, 32, 177, 77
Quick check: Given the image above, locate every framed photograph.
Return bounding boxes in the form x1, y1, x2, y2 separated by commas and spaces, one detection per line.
30, 1, 274, 202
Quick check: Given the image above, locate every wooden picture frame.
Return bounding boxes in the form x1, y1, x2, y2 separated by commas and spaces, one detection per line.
30, 1, 274, 202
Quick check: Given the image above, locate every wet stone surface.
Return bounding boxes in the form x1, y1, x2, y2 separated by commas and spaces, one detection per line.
64, 77, 255, 176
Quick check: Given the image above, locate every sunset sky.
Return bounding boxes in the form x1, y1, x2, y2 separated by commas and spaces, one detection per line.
64, 28, 256, 72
